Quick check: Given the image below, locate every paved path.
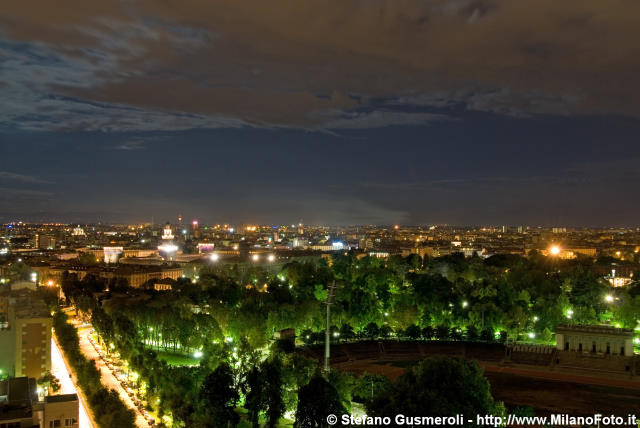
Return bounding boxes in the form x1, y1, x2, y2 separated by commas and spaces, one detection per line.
480, 362, 640, 390
75, 323, 152, 428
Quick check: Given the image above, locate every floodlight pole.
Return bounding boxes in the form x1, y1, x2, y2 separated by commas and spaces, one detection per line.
324, 279, 337, 373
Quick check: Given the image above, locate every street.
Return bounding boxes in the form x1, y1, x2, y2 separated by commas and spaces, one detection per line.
76, 325, 153, 428
51, 337, 93, 428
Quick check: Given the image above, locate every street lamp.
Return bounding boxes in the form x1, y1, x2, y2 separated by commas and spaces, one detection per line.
605, 295, 614, 303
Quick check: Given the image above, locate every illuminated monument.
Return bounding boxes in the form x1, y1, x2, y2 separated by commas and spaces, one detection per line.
161, 222, 174, 240
158, 222, 178, 261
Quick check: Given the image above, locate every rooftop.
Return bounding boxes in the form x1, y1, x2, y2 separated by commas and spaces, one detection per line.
45, 394, 78, 404
556, 324, 634, 336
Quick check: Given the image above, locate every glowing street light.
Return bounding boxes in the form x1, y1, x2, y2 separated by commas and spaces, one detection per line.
549, 245, 561, 256
528, 332, 535, 339
605, 295, 614, 303
193, 350, 203, 358
462, 301, 468, 308
267, 254, 275, 262
252, 254, 259, 262
210, 253, 219, 262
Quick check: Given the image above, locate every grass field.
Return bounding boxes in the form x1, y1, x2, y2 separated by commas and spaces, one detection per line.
156, 351, 200, 366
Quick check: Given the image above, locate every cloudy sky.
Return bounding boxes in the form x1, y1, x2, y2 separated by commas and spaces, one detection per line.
1, 0, 639, 226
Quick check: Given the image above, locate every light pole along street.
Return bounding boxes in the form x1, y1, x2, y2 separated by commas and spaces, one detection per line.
324, 279, 337, 373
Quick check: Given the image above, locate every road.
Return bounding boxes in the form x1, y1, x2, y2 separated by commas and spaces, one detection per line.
76, 325, 152, 428
51, 337, 94, 428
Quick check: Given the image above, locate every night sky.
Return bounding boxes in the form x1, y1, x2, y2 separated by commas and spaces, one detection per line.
1, 1, 639, 226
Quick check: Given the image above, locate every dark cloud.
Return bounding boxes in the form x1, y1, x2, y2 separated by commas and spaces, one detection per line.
1, 0, 640, 132
0, 171, 51, 184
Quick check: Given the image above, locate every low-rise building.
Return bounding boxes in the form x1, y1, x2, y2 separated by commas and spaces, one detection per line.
0, 377, 78, 428
556, 324, 634, 356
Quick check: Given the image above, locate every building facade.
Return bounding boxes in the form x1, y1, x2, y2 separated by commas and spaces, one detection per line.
0, 290, 52, 380
556, 324, 634, 357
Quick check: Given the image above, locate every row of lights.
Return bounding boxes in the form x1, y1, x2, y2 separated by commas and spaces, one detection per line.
210, 253, 276, 262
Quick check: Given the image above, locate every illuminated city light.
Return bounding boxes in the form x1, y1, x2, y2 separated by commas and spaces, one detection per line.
158, 244, 179, 252
252, 254, 259, 261
549, 245, 561, 256
268, 254, 275, 262
210, 253, 219, 262
193, 350, 203, 358
605, 295, 614, 303
528, 332, 535, 339
462, 301, 468, 308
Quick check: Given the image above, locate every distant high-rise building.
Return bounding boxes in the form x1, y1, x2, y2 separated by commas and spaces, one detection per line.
34, 234, 56, 250
192, 220, 200, 239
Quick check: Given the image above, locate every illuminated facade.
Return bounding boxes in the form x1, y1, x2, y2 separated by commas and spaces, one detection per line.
162, 222, 174, 240
103, 246, 123, 263
556, 324, 633, 357
197, 243, 215, 254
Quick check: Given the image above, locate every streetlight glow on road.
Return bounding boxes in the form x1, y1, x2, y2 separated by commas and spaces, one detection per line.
51, 338, 92, 428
